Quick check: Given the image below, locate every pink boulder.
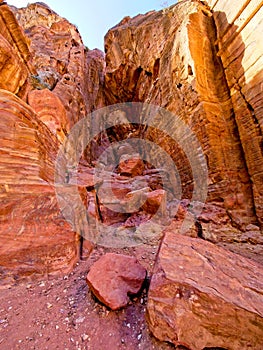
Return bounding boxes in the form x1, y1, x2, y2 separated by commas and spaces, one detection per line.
87, 253, 147, 310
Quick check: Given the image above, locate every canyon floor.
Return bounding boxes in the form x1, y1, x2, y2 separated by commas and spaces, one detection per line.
0, 245, 178, 350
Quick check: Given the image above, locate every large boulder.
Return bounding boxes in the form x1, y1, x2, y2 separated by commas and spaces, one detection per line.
87, 253, 147, 310
147, 232, 263, 349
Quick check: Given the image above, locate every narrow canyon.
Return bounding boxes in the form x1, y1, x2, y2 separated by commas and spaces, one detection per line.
0, 0, 262, 349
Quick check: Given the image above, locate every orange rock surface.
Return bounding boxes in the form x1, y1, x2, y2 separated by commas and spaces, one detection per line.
87, 253, 146, 310
28, 89, 69, 143
0, 0, 262, 288
0, 90, 80, 278
0, 3, 34, 98
13, 2, 105, 125
147, 232, 263, 349
103, 0, 263, 238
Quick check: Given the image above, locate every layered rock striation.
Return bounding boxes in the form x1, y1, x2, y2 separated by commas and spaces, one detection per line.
103, 0, 263, 238
0, 0, 262, 288
0, 2, 103, 279
0, 0, 262, 347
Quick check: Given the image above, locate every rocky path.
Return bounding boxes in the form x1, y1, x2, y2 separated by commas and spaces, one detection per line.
0, 246, 176, 350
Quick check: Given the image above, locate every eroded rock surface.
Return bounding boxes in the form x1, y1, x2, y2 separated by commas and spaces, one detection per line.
28, 88, 69, 142
0, 90, 81, 278
103, 0, 263, 240
0, 3, 34, 98
147, 232, 263, 349
0, 0, 262, 294
13, 2, 105, 125
86, 253, 147, 310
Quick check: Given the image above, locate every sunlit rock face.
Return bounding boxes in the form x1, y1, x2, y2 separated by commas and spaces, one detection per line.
0, 3, 34, 98
103, 0, 263, 240
207, 0, 263, 228
0, 0, 262, 291
147, 232, 263, 350
0, 3, 97, 280
13, 2, 105, 126
0, 90, 80, 278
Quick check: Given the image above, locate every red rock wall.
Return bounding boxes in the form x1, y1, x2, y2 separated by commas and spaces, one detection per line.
0, 3, 98, 280
0, 90, 79, 278
103, 0, 262, 236
207, 0, 263, 226
0, 3, 34, 98
0, 0, 262, 280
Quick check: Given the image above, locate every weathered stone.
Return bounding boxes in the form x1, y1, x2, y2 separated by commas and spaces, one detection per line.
141, 189, 166, 215
0, 90, 83, 279
0, 4, 34, 98
124, 187, 151, 213
164, 218, 198, 238
81, 239, 94, 260
206, 0, 263, 227
28, 89, 69, 142
94, 176, 132, 225
13, 2, 105, 126
85, 49, 106, 112
124, 212, 152, 228
104, 0, 262, 238
147, 232, 263, 349
86, 253, 147, 310
0, 0, 262, 304
118, 154, 145, 177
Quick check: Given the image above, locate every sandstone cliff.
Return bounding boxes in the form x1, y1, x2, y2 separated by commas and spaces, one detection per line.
0, 0, 262, 285
103, 0, 262, 238
0, 2, 100, 278
0, 0, 262, 348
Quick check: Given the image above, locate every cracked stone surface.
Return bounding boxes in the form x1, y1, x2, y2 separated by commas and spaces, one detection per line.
147, 232, 263, 349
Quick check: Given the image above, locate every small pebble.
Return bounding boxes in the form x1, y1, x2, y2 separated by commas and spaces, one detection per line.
76, 316, 85, 324
82, 334, 89, 341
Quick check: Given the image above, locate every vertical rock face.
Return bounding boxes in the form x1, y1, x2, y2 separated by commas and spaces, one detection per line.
0, 3, 102, 280
0, 3, 34, 98
103, 0, 263, 239
0, 0, 262, 287
207, 0, 263, 226
13, 2, 105, 125
0, 90, 80, 277
28, 89, 69, 143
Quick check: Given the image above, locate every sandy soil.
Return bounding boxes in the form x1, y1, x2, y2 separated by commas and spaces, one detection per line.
0, 245, 176, 350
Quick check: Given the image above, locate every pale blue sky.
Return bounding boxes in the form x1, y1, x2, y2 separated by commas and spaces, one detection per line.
7, 0, 175, 50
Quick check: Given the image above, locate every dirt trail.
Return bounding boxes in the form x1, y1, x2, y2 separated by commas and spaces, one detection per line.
0, 246, 175, 350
